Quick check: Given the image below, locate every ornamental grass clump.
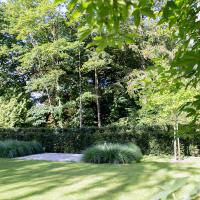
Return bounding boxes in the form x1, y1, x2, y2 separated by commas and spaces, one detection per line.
83, 143, 142, 164
0, 140, 44, 158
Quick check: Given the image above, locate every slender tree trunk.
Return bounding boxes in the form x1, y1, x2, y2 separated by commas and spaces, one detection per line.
173, 124, 177, 160
177, 137, 181, 160
94, 67, 101, 128
173, 116, 181, 160
39, 60, 56, 127
78, 50, 83, 128
56, 75, 63, 128
175, 116, 181, 160
45, 87, 57, 127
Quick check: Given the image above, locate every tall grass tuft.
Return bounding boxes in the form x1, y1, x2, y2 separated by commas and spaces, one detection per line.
0, 140, 44, 158
83, 143, 143, 164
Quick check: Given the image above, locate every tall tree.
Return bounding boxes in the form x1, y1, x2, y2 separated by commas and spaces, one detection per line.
57, 0, 200, 121
0, 0, 162, 128
128, 65, 198, 160
82, 51, 111, 127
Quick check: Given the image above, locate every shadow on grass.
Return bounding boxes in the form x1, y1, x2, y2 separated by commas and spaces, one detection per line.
0, 158, 199, 200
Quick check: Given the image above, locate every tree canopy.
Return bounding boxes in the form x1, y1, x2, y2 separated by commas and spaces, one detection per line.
55, 0, 200, 121
0, 0, 199, 129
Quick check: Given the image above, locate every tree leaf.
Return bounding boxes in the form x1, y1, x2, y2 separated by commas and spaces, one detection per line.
54, 0, 64, 5
133, 9, 141, 27
68, 0, 79, 10
141, 7, 155, 18
78, 28, 91, 41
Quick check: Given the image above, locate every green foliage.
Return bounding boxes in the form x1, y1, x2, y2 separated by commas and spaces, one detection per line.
1, 0, 199, 129
0, 140, 44, 158
82, 143, 142, 164
57, 0, 200, 121
5, 0, 56, 40
127, 64, 198, 126
57, 0, 155, 48
128, 143, 143, 162
0, 94, 29, 128
81, 51, 111, 71
1, 0, 143, 128
0, 126, 199, 156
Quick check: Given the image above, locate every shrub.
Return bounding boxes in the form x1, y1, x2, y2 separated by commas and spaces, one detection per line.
128, 143, 143, 162
0, 140, 44, 158
29, 140, 44, 154
0, 126, 171, 154
0, 126, 199, 156
82, 143, 143, 164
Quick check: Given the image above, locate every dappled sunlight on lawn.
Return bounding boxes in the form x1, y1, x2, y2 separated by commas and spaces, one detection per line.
0, 157, 199, 200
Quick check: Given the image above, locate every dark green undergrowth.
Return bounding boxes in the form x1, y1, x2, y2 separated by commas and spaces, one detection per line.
0, 140, 44, 158
83, 143, 143, 164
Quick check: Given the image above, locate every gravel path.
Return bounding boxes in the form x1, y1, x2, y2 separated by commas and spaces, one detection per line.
16, 153, 83, 162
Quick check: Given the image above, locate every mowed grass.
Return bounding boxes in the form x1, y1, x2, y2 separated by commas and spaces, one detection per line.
0, 156, 200, 200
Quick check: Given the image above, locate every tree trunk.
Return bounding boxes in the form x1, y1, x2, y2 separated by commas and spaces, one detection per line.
56, 75, 63, 128
94, 67, 101, 128
177, 137, 181, 160
45, 86, 57, 127
78, 50, 83, 128
173, 125, 177, 160
183, 140, 190, 156
176, 119, 181, 160
173, 118, 181, 160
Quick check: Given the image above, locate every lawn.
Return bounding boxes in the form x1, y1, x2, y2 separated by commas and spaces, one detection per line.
0, 157, 200, 200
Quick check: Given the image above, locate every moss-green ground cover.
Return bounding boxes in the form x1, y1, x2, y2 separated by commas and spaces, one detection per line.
0, 156, 199, 200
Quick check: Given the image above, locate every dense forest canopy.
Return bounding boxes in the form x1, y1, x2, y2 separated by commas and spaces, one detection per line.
57, 0, 200, 121
0, 0, 199, 129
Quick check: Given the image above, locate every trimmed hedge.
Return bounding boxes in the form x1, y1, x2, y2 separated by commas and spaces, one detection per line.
0, 126, 199, 156
82, 143, 143, 164
0, 140, 44, 158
